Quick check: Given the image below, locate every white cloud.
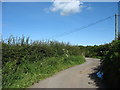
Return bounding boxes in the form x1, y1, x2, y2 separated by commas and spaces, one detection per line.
50, 0, 84, 16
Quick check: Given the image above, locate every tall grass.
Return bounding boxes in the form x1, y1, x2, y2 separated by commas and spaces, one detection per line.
2, 36, 85, 88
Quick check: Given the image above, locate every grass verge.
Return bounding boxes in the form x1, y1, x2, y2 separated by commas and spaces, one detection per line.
3, 55, 85, 88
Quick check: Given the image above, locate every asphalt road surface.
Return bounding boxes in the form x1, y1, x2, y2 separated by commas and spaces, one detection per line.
30, 58, 104, 88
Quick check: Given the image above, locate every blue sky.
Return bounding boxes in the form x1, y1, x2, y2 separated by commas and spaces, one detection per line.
0, 2, 2, 35
2, 2, 118, 46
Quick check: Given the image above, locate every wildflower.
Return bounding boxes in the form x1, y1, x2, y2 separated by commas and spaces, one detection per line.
17, 85, 20, 87
66, 50, 69, 53
62, 49, 65, 51
66, 54, 68, 57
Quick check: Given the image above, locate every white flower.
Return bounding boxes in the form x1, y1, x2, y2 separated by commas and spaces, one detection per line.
66, 54, 69, 57
66, 50, 69, 53
62, 49, 65, 51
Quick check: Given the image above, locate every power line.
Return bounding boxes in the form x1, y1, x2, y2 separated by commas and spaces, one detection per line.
49, 15, 114, 39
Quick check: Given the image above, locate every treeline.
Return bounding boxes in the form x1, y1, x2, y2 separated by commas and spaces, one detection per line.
81, 40, 120, 88
2, 36, 85, 88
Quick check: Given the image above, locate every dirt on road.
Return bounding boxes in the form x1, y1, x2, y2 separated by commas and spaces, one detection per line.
30, 58, 104, 88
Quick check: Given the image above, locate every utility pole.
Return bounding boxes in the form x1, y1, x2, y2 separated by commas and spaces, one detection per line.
115, 1, 120, 40
115, 14, 118, 40
118, 1, 120, 40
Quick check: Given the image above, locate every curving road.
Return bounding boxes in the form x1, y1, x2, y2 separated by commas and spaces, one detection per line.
30, 58, 104, 88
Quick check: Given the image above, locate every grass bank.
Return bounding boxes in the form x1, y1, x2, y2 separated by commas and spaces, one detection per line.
3, 56, 85, 88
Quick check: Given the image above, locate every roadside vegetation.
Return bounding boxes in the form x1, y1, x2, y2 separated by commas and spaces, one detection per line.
2, 36, 85, 88
2, 35, 120, 88
81, 39, 120, 88
101, 40, 120, 88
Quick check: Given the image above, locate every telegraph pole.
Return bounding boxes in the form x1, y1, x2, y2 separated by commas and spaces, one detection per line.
115, 14, 118, 40
118, 1, 120, 40
115, 1, 120, 40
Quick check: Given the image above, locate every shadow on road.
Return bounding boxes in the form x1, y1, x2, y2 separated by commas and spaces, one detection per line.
88, 64, 106, 89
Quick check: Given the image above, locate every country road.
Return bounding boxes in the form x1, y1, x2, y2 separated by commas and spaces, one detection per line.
30, 58, 104, 88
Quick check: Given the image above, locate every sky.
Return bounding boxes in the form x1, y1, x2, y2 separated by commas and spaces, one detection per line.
2, 1, 119, 46
0, 2, 2, 39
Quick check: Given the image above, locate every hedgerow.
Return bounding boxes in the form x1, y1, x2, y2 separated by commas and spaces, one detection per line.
82, 40, 120, 88
2, 36, 85, 88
